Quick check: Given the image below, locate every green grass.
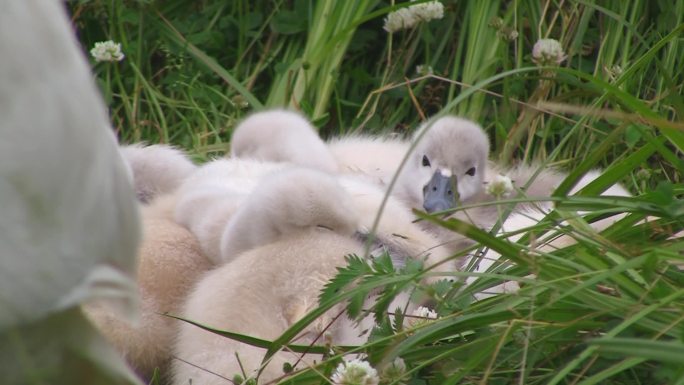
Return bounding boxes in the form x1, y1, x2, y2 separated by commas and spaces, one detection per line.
71, 0, 683, 383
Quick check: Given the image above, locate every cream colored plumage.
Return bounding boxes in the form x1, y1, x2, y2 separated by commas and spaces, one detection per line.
172, 169, 362, 384
85, 210, 212, 378
0, 1, 140, 383
172, 231, 366, 385
328, 134, 410, 184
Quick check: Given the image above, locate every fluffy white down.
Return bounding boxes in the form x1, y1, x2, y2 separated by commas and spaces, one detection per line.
178, 154, 458, 270
119, 144, 197, 204
172, 231, 367, 385
231, 109, 338, 173
174, 158, 287, 263
220, 168, 359, 260
328, 135, 409, 185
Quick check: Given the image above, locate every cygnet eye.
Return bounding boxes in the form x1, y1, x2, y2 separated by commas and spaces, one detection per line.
422, 155, 431, 167
466, 167, 476, 176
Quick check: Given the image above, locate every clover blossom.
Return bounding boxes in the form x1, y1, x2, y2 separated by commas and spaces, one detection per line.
380, 357, 409, 385
532, 38, 566, 66
331, 358, 379, 385
90, 40, 125, 62
406, 306, 439, 329
384, 1, 444, 33
412, 306, 438, 320
416, 64, 434, 75
486, 174, 514, 198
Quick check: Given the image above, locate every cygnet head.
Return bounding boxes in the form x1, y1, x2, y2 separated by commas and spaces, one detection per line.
403, 116, 489, 213
268, 168, 359, 235
120, 143, 197, 203
219, 167, 359, 260
230, 109, 338, 173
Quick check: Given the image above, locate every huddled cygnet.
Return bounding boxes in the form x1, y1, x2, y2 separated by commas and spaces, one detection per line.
172, 167, 450, 384
120, 144, 197, 204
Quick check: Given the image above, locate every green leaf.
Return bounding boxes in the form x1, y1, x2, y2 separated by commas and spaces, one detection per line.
589, 338, 684, 363
624, 124, 643, 148
319, 254, 370, 305
270, 11, 307, 35
651, 181, 675, 205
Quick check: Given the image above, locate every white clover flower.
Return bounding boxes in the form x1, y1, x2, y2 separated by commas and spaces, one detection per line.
412, 306, 438, 319
411, 1, 444, 22
380, 357, 409, 385
90, 40, 125, 62
331, 358, 379, 385
605, 64, 624, 82
415, 64, 434, 75
532, 38, 566, 66
384, 1, 444, 33
498, 26, 519, 42
406, 306, 439, 329
486, 174, 514, 198
384, 8, 417, 33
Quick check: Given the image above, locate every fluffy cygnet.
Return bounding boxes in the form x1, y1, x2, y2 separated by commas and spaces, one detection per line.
174, 158, 287, 263
84, 209, 212, 378
220, 167, 360, 259
173, 169, 363, 384
330, 115, 490, 213
172, 167, 455, 384
120, 144, 197, 204
230, 109, 338, 173
172, 231, 366, 385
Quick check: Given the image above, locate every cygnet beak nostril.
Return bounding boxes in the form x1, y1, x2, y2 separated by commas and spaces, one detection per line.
423, 170, 458, 213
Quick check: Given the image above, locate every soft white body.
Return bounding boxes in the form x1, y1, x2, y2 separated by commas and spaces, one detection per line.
231, 109, 338, 173
219, 169, 457, 270
177, 155, 457, 269
172, 231, 366, 385
120, 144, 197, 204
173, 169, 361, 384
329, 135, 410, 185
0, 2, 140, 383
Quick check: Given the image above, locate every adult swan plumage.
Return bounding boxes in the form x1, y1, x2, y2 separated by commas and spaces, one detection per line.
0, 2, 142, 384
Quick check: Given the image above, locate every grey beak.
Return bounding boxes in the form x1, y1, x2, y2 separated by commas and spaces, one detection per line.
423, 171, 458, 213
